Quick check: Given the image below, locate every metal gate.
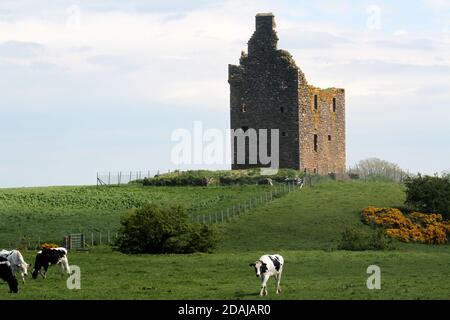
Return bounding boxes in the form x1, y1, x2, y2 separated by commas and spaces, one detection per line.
65, 233, 86, 251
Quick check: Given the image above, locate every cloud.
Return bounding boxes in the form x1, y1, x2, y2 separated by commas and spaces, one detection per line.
0, 40, 46, 58
424, 0, 450, 8
392, 29, 409, 36
282, 31, 351, 49
86, 54, 144, 71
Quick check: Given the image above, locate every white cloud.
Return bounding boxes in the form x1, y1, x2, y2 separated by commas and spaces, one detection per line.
1, 4, 448, 111
393, 29, 409, 36
0, 40, 47, 58
424, 0, 450, 8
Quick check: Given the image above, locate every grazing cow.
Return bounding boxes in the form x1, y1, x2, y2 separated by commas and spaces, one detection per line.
0, 257, 18, 293
0, 249, 29, 283
249, 254, 284, 296
32, 247, 70, 279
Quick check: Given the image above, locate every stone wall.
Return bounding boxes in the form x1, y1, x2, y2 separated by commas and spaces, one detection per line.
229, 13, 300, 169
299, 86, 346, 174
229, 13, 346, 174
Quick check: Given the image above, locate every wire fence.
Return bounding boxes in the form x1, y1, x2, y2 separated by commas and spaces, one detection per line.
96, 170, 157, 186
192, 181, 304, 224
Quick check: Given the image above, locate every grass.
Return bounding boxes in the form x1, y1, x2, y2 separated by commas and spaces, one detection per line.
219, 180, 406, 251
1, 179, 449, 299
0, 185, 269, 246
1, 248, 449, 300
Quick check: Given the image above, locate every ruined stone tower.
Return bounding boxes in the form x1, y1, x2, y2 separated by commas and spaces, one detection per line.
229, 13, 346, 174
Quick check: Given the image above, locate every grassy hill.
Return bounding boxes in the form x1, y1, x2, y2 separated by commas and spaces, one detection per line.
220, 180, 406, 251
1, 180, 450, 300
0, 184, 269, 247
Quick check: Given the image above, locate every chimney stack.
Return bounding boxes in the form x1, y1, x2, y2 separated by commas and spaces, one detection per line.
255, 13, 276, 32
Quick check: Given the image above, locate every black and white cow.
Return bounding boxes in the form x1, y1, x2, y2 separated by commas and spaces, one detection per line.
249, 254, 284, 296
0, 249, 30, 283
32, 247, 70, 279
0, 256, 18, 293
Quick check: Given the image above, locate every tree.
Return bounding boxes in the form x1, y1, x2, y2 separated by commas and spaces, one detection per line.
404, 173, 450, 214
348, 158, 407, 182
114, 204, 219, 254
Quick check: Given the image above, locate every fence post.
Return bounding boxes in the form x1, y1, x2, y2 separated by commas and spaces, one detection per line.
91, 232, 94, 246
108, 172, 111, 185
107, 231, 111, 244
99, 232, 102, 245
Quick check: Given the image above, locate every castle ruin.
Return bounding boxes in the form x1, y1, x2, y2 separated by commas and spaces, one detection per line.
229, 13, 346, 174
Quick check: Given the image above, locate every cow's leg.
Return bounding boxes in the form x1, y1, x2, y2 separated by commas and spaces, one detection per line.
58, 262, 64, 278
63, 257, 70, 275
259, 275, 265, 296
58, 257, 70, 278
42, 265, 49, 279
260, 275, 269, 296
276, 271, 283, 294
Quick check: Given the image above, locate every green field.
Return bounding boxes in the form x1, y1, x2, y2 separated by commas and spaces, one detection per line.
0, 184, 270, 246
1, 180, 449, 300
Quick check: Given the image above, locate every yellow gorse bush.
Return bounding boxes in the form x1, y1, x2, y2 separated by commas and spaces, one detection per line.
41, 242, 59, 250
361, 206, 450, 244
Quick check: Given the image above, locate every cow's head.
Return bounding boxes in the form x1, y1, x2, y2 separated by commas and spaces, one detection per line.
17, 263, 29, 276
249, 260, 267, 277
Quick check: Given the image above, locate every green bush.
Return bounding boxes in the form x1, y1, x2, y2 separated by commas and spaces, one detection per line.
337, 227, 393, 251
139, 169, 305, 186
114, 204, 219, 254
404, 174, 450, 214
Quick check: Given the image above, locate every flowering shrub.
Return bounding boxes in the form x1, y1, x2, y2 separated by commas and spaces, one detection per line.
41, 243, 58, 250
361, 206, 450, 244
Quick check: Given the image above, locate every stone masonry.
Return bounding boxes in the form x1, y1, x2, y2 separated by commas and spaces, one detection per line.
228, 13, 345, 174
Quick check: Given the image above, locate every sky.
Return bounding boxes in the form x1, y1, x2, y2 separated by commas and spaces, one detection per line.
0, 0, 449, 187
